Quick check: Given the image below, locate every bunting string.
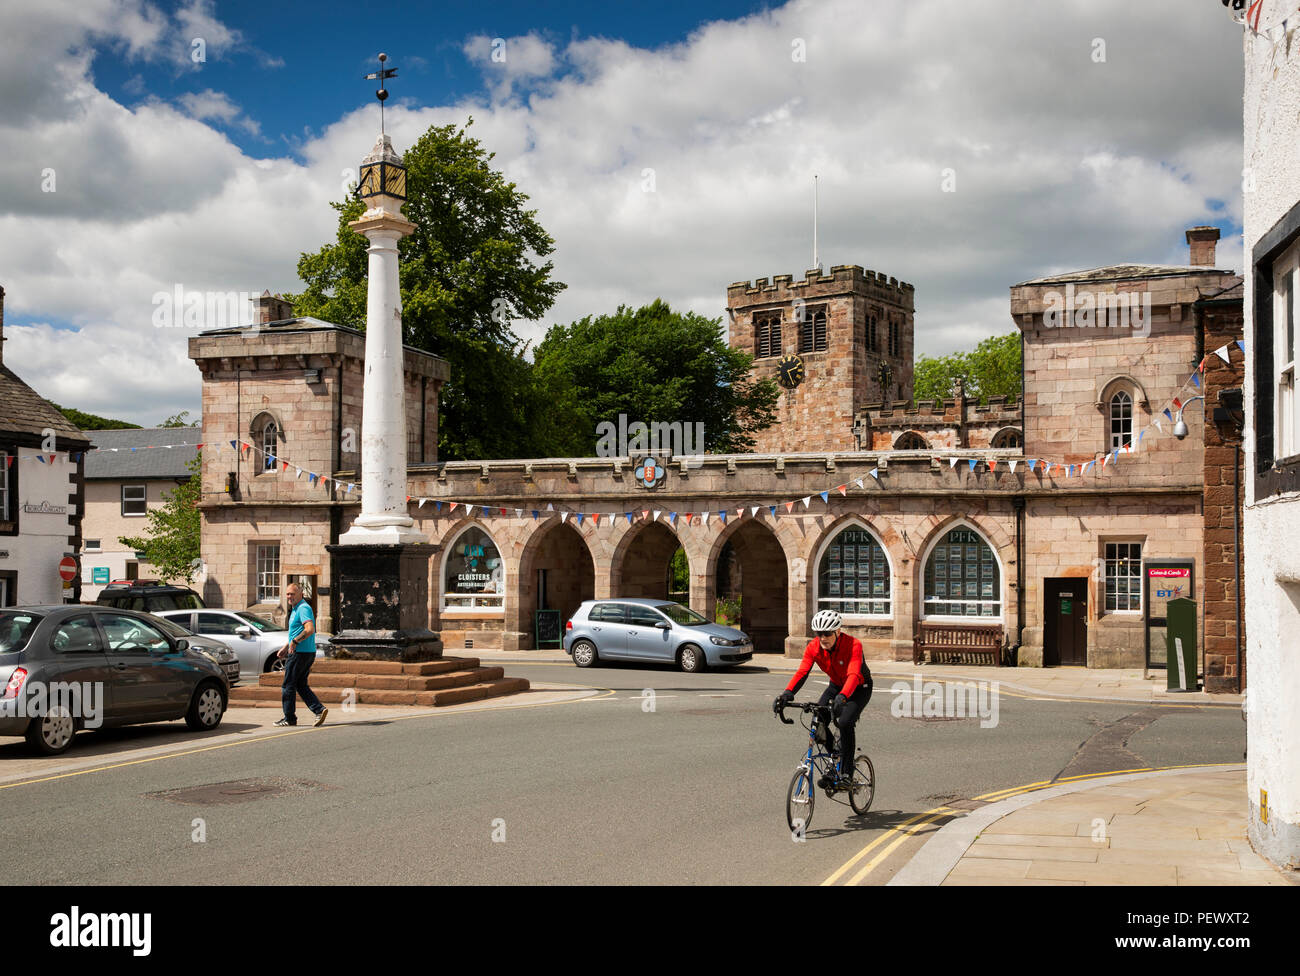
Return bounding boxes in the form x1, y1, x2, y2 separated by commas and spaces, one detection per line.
52, 338, 1242, 526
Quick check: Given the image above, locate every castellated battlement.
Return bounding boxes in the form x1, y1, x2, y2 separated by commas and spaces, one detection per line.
727, 265, 915, 311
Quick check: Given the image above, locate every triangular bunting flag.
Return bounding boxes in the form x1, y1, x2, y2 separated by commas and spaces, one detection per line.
949, 457, 959, 469
968, 459, 977, 472
836, 484, 847, 495
500, 508, 508, 516
546, 503, 554, 511
1214, 344, 1231, 364
786, 501, 795, 512
802, 496, 812, 508
1237, 339, 1246, 352
751, 506, 760, 517
653, 510, 662, 521
718, 511, 726, 523
988, 460, 996, 472
1191, 372, 1201, 389
626, 512, 633, 524
1028, 459, 1038, 472
577, 513, 585, 525
854, 478, 864, 488
532, 509, 539, 519
560, 512, 569, 523
703, 512, 710, 525
1009, 459, 1018, 473
819, 491, 829, 503
592, 513, 600, 525
737, 508, 744, 519
669, 512, 678, 524
516, 509, 522, 518
418, 498, 427, 507
295, 467, 302, 479
1155, 419, 1163, 433
35, 455, 45, 464
868, 468, 878, 480
769, 506, 777, 517
229, 440, 238, 451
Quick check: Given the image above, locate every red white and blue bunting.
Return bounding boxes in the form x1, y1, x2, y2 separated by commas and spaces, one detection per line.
57, 338, 1243, 527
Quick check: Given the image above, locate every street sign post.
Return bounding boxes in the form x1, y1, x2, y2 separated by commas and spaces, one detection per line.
58, 557, 77, 582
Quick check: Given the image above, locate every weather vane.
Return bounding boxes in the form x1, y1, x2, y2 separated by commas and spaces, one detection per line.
363, 52, 398, 134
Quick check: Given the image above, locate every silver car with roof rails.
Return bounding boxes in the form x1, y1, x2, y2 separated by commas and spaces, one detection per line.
563, 598, 753, 673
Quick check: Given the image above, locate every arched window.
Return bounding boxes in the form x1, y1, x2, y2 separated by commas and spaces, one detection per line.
816, 524, 891, 616
250, 413, 281, 472
893, 431, 928, 451
923, 526, 1001, 619
442, 525, 504, 611
1110, 391, 1133, 451
991, 427, 1023, 449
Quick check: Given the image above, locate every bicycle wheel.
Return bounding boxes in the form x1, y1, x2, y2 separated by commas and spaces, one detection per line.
848, 754, 875, 815
786, 765, 815, 833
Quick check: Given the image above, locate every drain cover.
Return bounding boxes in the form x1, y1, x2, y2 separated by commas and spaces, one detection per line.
145, 777, 334, 806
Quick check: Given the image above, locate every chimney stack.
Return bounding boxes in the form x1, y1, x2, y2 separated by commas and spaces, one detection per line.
252, 290, 294, 326
1186, 226, 1220, 268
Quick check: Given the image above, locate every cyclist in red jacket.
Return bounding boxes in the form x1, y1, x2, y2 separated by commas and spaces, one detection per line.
773, 609, 873, 786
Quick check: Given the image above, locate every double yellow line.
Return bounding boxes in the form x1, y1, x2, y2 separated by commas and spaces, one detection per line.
822, 761, 1245, 886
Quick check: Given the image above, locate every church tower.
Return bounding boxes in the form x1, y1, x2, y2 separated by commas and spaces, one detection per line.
726, 265, 915, 453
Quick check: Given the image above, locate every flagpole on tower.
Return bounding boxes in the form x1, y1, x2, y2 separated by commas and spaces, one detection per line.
813, 174, 819, 273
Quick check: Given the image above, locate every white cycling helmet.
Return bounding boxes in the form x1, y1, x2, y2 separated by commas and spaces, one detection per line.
810, 609, 842, 634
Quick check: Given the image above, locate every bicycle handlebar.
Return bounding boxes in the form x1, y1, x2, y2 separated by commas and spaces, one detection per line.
775, 700, 829, 725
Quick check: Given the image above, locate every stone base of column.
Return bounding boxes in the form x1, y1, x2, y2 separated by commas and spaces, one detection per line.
326, 543, 442, 661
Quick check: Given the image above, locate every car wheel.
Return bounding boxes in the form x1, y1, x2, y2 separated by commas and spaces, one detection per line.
571, 640, 598, 668
25, 708, 76, 756
678, 644, 706, 673
185, 682, 226, 731
265, 653, 285, 673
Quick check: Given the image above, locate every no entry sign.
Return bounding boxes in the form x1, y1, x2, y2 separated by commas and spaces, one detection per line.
58, 557, 77, 582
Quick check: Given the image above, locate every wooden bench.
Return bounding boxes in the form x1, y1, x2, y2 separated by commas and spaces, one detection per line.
912, 622, 1005, 666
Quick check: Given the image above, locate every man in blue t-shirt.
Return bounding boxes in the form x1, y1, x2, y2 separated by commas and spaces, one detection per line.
275, 582, 327, 727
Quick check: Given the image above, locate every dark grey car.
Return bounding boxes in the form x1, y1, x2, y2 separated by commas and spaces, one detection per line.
0, 606, 229, 755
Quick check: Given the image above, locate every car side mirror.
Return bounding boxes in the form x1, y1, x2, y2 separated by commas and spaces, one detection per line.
236, 626, 253, 637
176, 639, 189, 651
655, 621, 671, 630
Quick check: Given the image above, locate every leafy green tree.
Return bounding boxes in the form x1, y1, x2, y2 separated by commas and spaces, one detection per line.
52, 404, 140, 430
531, 300, 779, 454
119, 453, 202, 584
286, 119, 565, 460
912, 332, 1021, 403
159, 411, 198, 428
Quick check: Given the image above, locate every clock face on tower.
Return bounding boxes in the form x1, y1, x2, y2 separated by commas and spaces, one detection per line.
776, 355, 805, 390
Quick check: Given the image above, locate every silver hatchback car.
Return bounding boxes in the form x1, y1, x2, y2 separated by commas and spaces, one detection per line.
563, 598, 753, 673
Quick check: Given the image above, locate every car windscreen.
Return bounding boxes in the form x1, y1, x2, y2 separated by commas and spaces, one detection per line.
0, 612, 44, 654
150, 616, 194, 639
655, 603, 708, 626
237, 612, 285, 632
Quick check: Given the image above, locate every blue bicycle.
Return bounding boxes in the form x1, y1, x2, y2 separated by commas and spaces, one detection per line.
777, 700, 875, 831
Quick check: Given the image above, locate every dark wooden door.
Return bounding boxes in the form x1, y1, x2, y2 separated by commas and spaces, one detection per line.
1044, 578, 1088, 666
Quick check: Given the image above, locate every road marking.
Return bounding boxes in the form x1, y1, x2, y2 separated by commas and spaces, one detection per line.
820, 808, 954, 886
826, 760, 1250, 886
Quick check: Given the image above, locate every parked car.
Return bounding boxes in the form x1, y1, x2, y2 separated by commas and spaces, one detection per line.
563, 598, 753, 672
95, 581, 205, 613
154, 608, 331, 675
0, 606, 228, 755
148, 615, 240, 686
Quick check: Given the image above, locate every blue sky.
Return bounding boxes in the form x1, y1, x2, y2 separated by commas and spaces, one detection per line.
90, 1, 782, 159
0, 0, 1247, 425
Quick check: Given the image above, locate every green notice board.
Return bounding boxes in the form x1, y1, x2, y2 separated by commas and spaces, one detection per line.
1165, 597, 1198, 692
92, 567, 110, 584
535, 609, 562, 649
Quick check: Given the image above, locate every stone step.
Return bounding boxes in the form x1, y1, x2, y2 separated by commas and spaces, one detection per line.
254, 666, 505, 691
310, 657, 480, 676
229, 674, 530, 708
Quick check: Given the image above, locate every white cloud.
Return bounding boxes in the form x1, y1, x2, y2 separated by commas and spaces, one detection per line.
177, 89, 261, 136
0, 0, 1246, 428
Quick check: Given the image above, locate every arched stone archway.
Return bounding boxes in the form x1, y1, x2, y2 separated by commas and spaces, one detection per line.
516, 520, 595, 648
711, 519, 789, 653
613, 521, 686, 602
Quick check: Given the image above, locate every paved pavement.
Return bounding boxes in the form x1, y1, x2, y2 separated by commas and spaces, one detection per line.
479, 650, 1294, 885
